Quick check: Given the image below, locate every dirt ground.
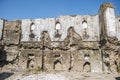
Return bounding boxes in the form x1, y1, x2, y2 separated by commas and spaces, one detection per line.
0, 70, 120, 80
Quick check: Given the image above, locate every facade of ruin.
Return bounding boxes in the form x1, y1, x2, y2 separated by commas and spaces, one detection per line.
0, 3, 120, 73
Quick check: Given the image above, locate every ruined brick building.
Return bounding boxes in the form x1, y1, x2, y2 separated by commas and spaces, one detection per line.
0, 3, 120, 73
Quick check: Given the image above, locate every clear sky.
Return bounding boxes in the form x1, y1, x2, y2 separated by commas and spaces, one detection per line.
0, 0, 120, 20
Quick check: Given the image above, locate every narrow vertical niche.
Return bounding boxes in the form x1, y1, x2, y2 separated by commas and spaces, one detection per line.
29, 23, 36, 40
82, 20, 89, 39
55, 22, 62, 39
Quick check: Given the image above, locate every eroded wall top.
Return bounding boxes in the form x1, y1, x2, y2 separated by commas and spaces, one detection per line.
21, 15, 100, 42
99, 3, 120, 41
1, 3, 120, 42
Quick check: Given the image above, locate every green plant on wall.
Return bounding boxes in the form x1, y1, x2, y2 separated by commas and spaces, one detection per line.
37, 66, 41, 71
116, 63, 120, 73
34, 66, 42, 73
115, 60, 120, 73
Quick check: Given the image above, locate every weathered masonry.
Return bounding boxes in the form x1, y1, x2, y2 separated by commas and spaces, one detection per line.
0, 3, 120, 73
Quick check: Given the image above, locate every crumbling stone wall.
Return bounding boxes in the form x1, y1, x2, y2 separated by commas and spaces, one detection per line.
3, 20, 21, 63
0, 3, 120, 74
3, 20, 21, 45
99, 3, 120, 73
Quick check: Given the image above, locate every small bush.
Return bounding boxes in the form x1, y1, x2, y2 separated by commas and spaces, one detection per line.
34, 66, 42, 72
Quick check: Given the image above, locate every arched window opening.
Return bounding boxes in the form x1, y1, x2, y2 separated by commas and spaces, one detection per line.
29, 23, 36, 41
82, 20, 89, 39
55, 22, 61, 30
27, 54, 35, 69
30, 23, 35, 31
83, 62, 91, 72
84, 54, 90, 61
82, 20, 88, 29
53, 60, 62, 70
83, 54, 91, 72
55, 22, 62, 39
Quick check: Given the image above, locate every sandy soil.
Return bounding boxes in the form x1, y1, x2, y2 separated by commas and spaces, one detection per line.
1, 71, 119, 80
